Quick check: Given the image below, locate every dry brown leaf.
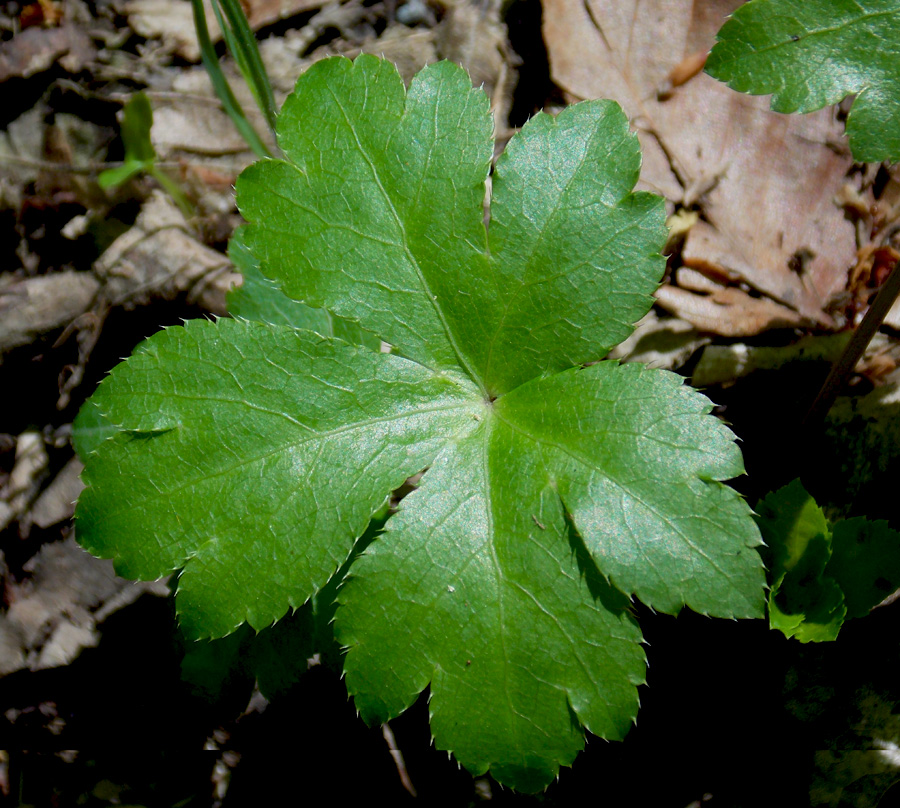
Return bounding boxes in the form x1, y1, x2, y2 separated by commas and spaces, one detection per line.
0, 23, 95, 82
542, 0, 859, 326
94, 190, 240, 312
655, 281, 808, 337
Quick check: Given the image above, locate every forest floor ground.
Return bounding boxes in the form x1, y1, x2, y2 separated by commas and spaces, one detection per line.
2, 1, 900, 805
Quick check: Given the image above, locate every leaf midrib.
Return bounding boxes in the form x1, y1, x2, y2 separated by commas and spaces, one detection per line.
324, 83, 490, 399
94, 399, 481, 520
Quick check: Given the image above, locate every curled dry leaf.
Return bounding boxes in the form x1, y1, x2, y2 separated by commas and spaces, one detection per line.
94, 191, 241, 313
656, 279, 809, 338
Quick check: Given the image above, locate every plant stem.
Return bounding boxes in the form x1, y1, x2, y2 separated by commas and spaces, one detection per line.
804, 259, 900, 428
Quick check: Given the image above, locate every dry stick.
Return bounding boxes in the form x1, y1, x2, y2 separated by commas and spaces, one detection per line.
804, 259, 900, 428
381, 722, 417, 797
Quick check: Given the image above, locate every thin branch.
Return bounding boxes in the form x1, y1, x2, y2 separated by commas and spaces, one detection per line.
381, 722, 417, 797
804, 259, 900, 428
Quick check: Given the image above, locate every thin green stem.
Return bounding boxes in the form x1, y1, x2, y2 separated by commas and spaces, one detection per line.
804, 259, 900, 428
149, 166, 195, 218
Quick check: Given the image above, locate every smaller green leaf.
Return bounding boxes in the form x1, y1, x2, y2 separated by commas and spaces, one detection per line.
827, 517, 900, 618
769, 533, 845, 643
97, 162, 145, 191
706, 0, 900, 163
119, 91, 156, 164
98, 92, 156, 190
248, 607, 317, 700
755, 479, 846, 642
758, 480, 900, 641
181, 624, 256, 704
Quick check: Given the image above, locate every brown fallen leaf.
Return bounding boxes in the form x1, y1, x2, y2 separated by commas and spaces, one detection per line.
656, 280, 809, 337
0, 271, 101, 354
542, 0, 860, 326
0, 23, 95, 82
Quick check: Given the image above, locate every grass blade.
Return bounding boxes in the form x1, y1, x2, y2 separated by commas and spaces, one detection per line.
191, 0, 272, 159
213, 0, 278, 137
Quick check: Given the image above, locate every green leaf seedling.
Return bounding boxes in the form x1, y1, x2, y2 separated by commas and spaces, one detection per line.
756, 479, 900, 642
98, 92, 193, 217
74, 56, 765, 790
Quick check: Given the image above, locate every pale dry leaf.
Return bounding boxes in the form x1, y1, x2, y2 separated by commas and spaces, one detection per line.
607, 309, 706, 370
94, 191, 241, 312
2, 538, 168, 676
655, 280, 808, 337
0, 24, 95, 82
0, 432, 48, 532
31, 457, 85, 530
0, 272, 101, 354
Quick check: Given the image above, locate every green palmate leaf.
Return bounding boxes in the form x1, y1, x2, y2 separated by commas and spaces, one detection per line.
76, 56, 765, 790
706, 0, 900, 163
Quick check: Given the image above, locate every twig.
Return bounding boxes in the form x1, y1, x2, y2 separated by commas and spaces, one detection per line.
381, 722, 417, 797
804, 259, 900, 428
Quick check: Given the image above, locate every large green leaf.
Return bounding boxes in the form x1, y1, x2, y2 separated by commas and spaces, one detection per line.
706, 0, 900, 163
76, 56, 765, 790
